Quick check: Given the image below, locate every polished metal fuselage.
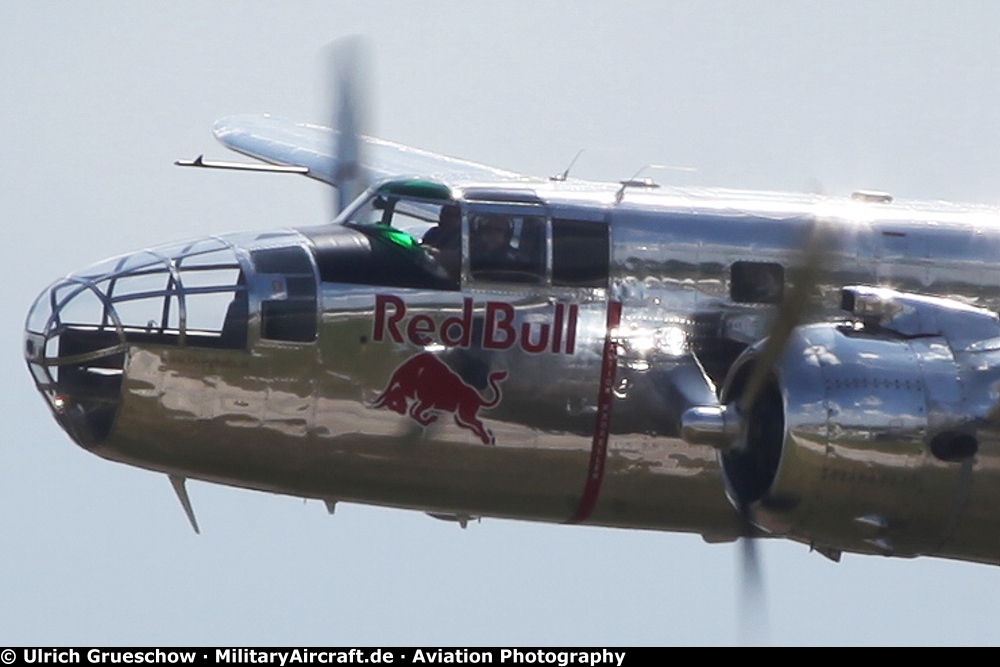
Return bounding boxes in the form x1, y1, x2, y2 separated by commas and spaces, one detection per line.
31, 182, 1000, 563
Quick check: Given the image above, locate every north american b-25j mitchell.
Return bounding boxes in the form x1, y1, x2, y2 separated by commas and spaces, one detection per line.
24, 49, 1000, 569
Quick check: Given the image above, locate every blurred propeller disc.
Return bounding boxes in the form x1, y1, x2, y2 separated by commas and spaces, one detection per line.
737, 540, 769, 644
327, 36, 374, 217
737, 503, 769, 645
729, 219, 834, 645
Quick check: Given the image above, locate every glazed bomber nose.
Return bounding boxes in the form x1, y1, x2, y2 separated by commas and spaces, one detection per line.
24, 278, 126, 449
24, 236, 252, 449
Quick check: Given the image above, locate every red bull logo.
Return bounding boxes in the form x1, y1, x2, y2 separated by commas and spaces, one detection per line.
371, 352, 507, 445
373, 294, 578, 355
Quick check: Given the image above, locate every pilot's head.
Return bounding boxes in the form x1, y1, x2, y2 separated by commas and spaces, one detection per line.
439, 204, 461, 231
473, 215, 513, 255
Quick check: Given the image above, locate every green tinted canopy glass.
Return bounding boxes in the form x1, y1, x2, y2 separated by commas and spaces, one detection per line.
376, 179, 453, 201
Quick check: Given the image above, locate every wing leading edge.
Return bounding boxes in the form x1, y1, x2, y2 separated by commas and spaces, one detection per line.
213, 114, 531, 187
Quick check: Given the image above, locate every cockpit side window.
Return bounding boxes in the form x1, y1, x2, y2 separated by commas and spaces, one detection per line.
468, 214, 546, 284
333, 189, 461, 290
344, 194, 441, 241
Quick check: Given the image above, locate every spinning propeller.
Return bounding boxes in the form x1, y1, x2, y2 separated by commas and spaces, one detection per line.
328, 36, 374, 217
683, 219, 832, 642
737, 223, 831, 641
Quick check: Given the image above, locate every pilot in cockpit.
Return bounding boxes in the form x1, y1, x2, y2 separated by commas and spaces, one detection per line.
422, 204, 462, 279
422, 204, 461, 250
470, 214, 516, 265
468, 214, 543, 284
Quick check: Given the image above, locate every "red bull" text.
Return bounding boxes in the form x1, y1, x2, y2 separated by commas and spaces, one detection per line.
372, 294, 579, 355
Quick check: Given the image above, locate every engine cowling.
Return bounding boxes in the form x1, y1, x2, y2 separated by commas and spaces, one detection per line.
689, 286, 1000, 562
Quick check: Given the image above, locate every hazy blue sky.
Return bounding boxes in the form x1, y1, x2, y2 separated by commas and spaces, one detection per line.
5, 2, 1000, 646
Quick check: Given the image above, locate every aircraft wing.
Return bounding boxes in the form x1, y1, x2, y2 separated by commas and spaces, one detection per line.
213, 114, 531, 186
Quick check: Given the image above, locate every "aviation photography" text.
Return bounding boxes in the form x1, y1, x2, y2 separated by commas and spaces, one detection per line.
11, 649, 627, 667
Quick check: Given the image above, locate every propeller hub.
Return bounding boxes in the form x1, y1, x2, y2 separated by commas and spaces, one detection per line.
680, 404, 741, 449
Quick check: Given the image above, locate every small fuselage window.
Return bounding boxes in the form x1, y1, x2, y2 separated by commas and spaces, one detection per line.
252, 246, 318, 343
730, 261, 784, 304
551, 218, 609, 288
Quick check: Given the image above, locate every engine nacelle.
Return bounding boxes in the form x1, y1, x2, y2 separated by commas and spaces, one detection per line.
711, 287, 1000, 562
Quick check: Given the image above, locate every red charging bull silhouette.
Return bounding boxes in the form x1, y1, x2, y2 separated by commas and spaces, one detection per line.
371, 352, 507, 445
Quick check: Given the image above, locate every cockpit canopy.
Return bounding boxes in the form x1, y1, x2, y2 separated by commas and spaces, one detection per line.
324, 178, 608, 291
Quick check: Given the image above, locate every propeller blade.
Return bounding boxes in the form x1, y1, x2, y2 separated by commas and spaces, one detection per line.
737, 528, 769, 645
328, 36, 373, 217
729, 221, 833, 645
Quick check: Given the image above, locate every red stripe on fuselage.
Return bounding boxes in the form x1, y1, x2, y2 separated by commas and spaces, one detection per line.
566, 300, 622, 524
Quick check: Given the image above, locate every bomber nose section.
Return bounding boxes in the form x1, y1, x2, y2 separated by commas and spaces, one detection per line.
25, 279, 127, 449
24, 234, 256, 450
